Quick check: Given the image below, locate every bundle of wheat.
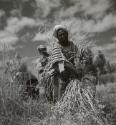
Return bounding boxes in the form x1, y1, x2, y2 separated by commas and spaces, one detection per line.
50, 79, 107, 125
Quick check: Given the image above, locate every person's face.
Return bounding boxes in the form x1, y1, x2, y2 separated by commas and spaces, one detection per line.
57, 29, 68, 46
39, 50, 47, 56
39, 50, 44, 55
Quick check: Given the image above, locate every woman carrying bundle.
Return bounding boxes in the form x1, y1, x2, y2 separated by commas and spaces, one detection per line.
42, 25, 97, 103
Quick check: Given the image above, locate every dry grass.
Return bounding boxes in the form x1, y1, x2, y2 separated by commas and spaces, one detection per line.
98, 73, 116, 85
0, 73, 116, 125
96, 81, 116, 125
38, 80, 107, 125
0, 77, 51, 125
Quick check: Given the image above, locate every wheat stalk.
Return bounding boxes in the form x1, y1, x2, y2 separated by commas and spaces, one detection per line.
50, 79, 107, 125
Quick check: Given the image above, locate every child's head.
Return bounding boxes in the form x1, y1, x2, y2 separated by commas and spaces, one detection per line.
37, 45, 49, 56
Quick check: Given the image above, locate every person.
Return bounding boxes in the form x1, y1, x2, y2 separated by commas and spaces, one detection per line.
36, 45, 50, 95
50, 25, 97, 102
52, 25, 78, 65
93, 50, 106, 75
40, 25, 97, 103
44, 25, 80, 102
36, 45, 49, 77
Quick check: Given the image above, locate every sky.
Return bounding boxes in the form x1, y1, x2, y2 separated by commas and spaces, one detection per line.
0, 0, 116, 73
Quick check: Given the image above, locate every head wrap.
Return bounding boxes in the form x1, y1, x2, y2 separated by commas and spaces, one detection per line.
53, 25, 68, 38
37, 45, 47, 52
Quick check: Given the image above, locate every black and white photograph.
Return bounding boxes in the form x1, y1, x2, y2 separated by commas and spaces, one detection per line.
0, 0, 116, 125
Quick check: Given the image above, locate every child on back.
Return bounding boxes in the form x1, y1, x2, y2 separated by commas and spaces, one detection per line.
36, 45, 50, 95
37, 45, 49, 75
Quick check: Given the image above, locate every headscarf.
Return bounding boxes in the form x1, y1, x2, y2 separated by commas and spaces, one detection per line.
53, 25, 68, 38
37, 45, 47, 52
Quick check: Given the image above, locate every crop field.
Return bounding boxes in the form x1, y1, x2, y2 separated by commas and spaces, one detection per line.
0, 72, 116, 125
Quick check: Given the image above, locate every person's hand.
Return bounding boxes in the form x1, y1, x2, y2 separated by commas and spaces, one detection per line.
35, 84, 40, 91
58, 62, 65, 73
39, 86, 45, 95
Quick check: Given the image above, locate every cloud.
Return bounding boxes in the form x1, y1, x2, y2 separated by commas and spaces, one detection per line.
59, 5, 80, 19
5, 17, 36, 34
10, 9, 22, 18
0, 60, 3, 68
0, 17, 38, 51
33, 30, 53, 42
34, 0, 114, 34
82, 14, 116, 32
92, 43, 116, 51
58, 14, 116, 33
35, 0, 60, 18
0, 9, 5, 18
0, 0, 115, 65
50, 13, 116, 35
84, 0, 110, 19
112, 37, 116, 42
59, 0, 111, 20
103, 43, 116, 51
57, 0, 114, 33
